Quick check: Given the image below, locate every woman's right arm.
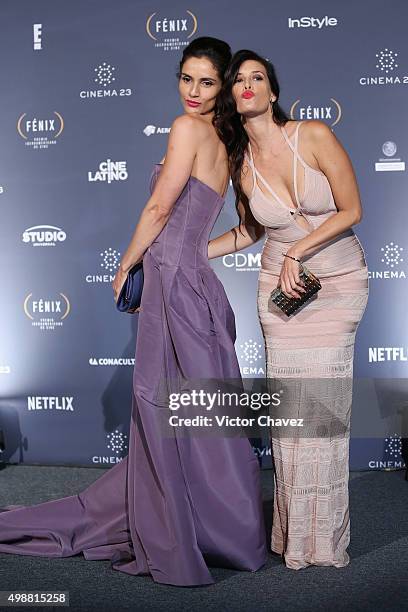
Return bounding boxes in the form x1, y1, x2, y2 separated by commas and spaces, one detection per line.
208, 199, 265, 259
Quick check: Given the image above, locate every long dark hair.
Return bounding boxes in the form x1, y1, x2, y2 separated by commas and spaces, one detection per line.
176, 36, 232, 102
215, 50, 289, 229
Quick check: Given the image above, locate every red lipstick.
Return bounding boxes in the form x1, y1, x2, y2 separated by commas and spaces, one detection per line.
242, 91, 254, 99
186, 99, 200, 107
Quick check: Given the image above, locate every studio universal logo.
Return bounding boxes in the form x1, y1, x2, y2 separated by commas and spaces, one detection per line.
92, 429, 128, 465
146, 10, 198, 52
80, 62, 132, 100
85, 248, 120, 283
22, 225, 67, 247
143, 124, 171, 136
223, 252, 261, 272
17, 112, 64, 149
88, 159, 128, 183
24, 292, 71, 331
290, 98, 341, 127
368, 242, 405, 280
359, 48, 408, 86
239, 339, 265, 376
374, 141, 405, 172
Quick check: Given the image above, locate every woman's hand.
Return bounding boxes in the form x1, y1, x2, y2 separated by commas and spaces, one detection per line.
112, 267, 129, 303
278, 250, 306, 299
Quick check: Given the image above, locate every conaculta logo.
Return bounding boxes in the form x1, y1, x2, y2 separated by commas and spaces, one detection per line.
89, 357, 135, 366
22, 225, 67, 246
288, 16, 338, 29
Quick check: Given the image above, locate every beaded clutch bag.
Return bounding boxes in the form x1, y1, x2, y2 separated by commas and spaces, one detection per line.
268, 264, 321, 316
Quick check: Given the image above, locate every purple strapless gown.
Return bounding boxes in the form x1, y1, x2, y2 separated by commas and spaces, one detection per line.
0, 165, 267, 586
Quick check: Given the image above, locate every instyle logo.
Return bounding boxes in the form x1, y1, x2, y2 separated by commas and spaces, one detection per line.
33, 23, 42, 50
0, 365, 11, 374
360, 48, 408, 86
92, 430, 128, 465
223, 252, 261, 272
143, 124, 171, 136
27, 396, 74, 411
368, 347, 408, 362
146, 10, 198, 52
24, 293, 70, 330
288, 16, 338, 29
88, 159, 128, 183
80, 62, 132, 100
290, 98, 342, 127
17, 112, 64, 149
375, 141, 405, 172
22, 225, 67, 247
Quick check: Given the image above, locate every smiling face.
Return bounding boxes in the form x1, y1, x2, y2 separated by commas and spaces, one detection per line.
232, 59, 276, 118
178, 56, 222, 115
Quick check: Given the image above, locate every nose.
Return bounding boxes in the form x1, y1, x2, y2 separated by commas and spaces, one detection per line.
189, 81, 200, 97
243, 78, 252, 90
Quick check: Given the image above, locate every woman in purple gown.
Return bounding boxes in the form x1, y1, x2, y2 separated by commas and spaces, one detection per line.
0, 38, 267, 586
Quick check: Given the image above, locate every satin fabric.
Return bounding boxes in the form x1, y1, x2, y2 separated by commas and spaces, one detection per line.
0, 165, 267, 586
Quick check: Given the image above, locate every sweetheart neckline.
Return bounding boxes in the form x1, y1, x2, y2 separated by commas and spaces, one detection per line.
154, 163, 226, 201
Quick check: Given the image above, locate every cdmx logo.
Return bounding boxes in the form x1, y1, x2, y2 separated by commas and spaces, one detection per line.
17, 112, 64, 140
290, 98, 342, 127
146, 10, 198, 40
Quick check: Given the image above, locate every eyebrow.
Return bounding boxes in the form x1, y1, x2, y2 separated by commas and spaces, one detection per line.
236, 70, 265, 76
181, 72, 217, 81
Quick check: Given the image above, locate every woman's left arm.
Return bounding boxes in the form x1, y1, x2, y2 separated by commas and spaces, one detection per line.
112, 115, 198, 301
280, 120, 363, 298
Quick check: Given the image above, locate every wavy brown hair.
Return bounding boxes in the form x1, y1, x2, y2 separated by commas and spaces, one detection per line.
214, 50, 289, 232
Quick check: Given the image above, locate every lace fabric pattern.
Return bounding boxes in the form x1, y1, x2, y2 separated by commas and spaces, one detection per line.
248, 121, 369, 569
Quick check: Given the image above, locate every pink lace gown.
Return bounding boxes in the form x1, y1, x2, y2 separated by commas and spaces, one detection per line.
245, 121, 369, 569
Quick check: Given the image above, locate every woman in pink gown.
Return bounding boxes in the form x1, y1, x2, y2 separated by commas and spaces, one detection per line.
209, 49, 369, 569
